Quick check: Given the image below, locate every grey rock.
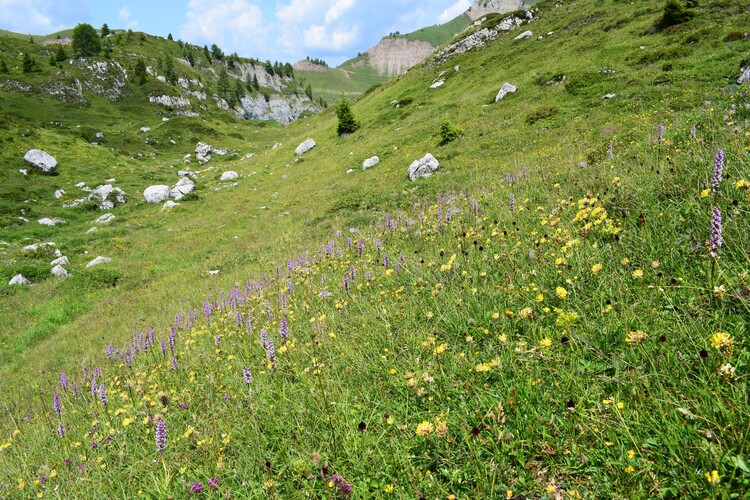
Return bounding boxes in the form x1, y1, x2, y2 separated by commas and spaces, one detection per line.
24, 149, 58, 173
430, 79, 445, 89
603, 93, 617, 99
170, 177, 195, 200
178, 170, 197, 178
51, 256, 70, 266
89, 184, 126, 209
143, 185, 171, 203
9, 274, 31, 286
86, 256, 112, 267
295, 138, 316, 155
76, 182, 87, 188
739, 67, 750, 85
19, 169, 28, 175
95, 213, 116, 224
54, 189, 66, 199
495, 83, 517, 102
38, 217, 66, 226
208, 269, 220, 275
363, 156, 380, 170
220, 171, 238, 181
87, 227, 98, 233
23, 242, 56, 253
140, 127, 151, 133
514, 30, 533, 40
162, 200, 180, 211
51, 265, 69, 277
408, 153, 440, 181
195, 142, 214, 163
272, 143, 282, 150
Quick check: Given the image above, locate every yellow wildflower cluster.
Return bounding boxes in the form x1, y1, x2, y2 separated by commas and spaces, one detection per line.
571, 196, 621, 236
710, 332, 734, 355
625, 330, 648, 345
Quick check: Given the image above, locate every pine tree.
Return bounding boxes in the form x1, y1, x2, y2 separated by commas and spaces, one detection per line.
203, 45, 212, 64
167, 33, 173, 41
336, 98, 360, 136
101, 23, 111, 38
49, 54, 57, 67
211, 43, 224, 61
164, 56, 177, 84
55, 44, 67, 62
217, 68, 230, 98
22, 52, 36, 74
134, 58, 147, 85
185, 50, 195, 67
305, 83, 313, 100
72, 23, 101, 57
252, 74, 259, 91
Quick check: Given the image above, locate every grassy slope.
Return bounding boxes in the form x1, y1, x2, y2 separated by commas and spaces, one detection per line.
1, 0, 750, 497
399, 13, 472, 45
295, 64, 384, 105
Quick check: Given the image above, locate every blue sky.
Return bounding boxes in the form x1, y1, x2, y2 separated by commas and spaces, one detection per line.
0, 0, 475, 65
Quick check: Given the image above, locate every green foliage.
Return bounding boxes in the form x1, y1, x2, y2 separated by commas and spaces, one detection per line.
55, 44, 67, 62
203, 45, 212, 63
163, 56, 177, 84
439, 120, 463, 144
133, 58, 147, 85
0, 59, 8, 74
167, 33, 173, 41
658, 0, 697, 29
305, 82, 313, 100
210, 43, 224, 61
525, 106, 559, 124
100, 23, 111, 38
335, 98, 360, 136
217, 68, 230, 98
72, 23, 102, 57
21, 52, 37, 74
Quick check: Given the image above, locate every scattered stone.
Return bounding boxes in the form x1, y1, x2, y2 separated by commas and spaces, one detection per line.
346, 169, 354, 174
245, 153, 255, 159
170, 177, 195, 200
454, 66, 460, 72
19, 169, 28, 175
86, 256, 112, 267
105, 178, 116, 182
54, 189, 66, 199
363, 156, 380, 170
140, 127, 151, 133
162, 200, 180, 211
89, 184, 127, 209
24, 149, 58, 174
95, 213, 116, 224
51, 265, 69, 277
603, 93, 617, 99
178, 171, 196, 178
87, 227, 98, 233
272, 143, 282, 150
162, 117, 170, 122
220, 171, 238, 181
208, 270, 220, 275
295, 138, 316, 155
143, 185, 171, 203
38, 217, 66, 226
514, 30, 533, 40
51, 256, 70, 266
739, 67, 750, 85
407, 153, 440, 181
75, 182, 86, 188
195, 142, 214, 163
23, 242, 56, 254
95, 132, 104, 138
9, 274, 31, 286
63, 198, 87, 208
495, 83, 517, 102
430, 79, 445, 89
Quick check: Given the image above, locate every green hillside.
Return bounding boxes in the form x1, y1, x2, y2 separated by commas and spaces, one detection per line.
295, 63, 384, 105
1, 0, 750, 497
396, 13, 472, 46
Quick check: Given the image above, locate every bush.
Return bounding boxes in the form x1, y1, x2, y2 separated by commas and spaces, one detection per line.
658, 0, 696, 29
526, 106, 559, 125
335, 99, 360, 136
439, 121, 463, 145
72, 23, 102, 57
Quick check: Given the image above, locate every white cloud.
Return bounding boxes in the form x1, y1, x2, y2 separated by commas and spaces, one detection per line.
0, 0, 78, 34
118, 5, 139, 30
437, 0, 471, 23
276, 0, 324, 24
324, 0, 356, 25
181, 0, 269, 55
303, 24, 357, 50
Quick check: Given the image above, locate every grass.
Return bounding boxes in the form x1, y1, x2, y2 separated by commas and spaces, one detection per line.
1, 0, 750, 497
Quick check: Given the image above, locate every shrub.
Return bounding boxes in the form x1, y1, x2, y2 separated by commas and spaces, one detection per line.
439, 121, 463, 145
335, 99, 360, 136
72, 23, 102, 57
658, 0, 696, 29
526, 106, 559, 125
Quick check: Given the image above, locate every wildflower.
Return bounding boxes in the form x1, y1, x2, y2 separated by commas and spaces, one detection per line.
625, 330, 648, 345
625, 466, 634, 473
415, 421, 434, 436
279, 317, 289, 345
59, 372, 68, 391
243, 367, 253, 385
207, 477, 219, 490
155, 420, 166, 453
719, 363, 735, 379
700, 188, 710, 198
705, 470, 720, 484
518, 307, 533, 319
628, 450, 635, 459
53, 394, 62, 417
591, 263, 603, 274
57, 422, 66, 438
435, 417, 448, 438
330, 474, 352, 497
657, 122, 663, 145
632, 269, 644, 279
539, 338, 552, 348
555, 286, 568, 299
433, 343, 448, 356
712, 149, 724, 192
710, 332, 734, 354
385, 484, 394, 493
190, 482, 204, 493
735, 179, 750, 191
509, 193, 515, 213
98, 384, 107, 407
709, 207, 722, 259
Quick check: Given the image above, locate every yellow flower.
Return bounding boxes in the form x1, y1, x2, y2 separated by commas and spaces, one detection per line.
433, 343, 448, 356
506, 490, 514, 499
625, 465, 635, 473
710, 332, 734, 353
122, 417, 135, 428
591, 263, 603, 274
705, 470, 721, 484
700, 188, 710, 198
735, 179, 749, 190
625, 330, 648, 345
628, 450, 635, 459
539, 338, 552, 348
632, 269, 644, 279
555, 286, 568, 299
536, 293, 544, 303
385, 485, 394, 493
415, 421, 434, 436
504, 309, 514, 318
491, 312, 500, 319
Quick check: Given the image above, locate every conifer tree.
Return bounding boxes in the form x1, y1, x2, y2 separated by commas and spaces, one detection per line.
335, 98, 360, 136
55, 44, 67, 62
101, 23, 111, 38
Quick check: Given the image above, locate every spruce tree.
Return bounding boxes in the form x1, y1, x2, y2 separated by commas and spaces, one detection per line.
134, 58, 147, 85
217, 68, 230, 98
55, 44, 67, 62
22, 53, 36, 73
164, 56, 177, 84
335, 98, 360, 136
101, 23, 110, 38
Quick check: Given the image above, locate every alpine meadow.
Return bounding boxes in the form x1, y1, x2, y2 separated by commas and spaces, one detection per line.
1, 0, 750, 498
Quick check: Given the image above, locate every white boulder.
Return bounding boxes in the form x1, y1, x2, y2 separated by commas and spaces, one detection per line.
363, 156, 380, 170
495, 83, 517, 102
86, 256, 112, 267
51, 256, 70, 266
408, 154, 440, 181
162, 200, 180, 211
430, 80, 445, 89
54, 189, 65, 199
23, 242, 56, 254
603, 93, 617, 99
51, 265, 69, 277
739, 67, 750, 85
140, 127, 151, 133
514, 30, 533, 40
9, 274, 31, 286
220, 171, 238, 181
24, 149, 58, 174
170, 177, 195, 200
295, 139, 316, 155
38, 218, 66, 226
195, 142, 214, 163
89, 184, 126, 209
143, 185, 171, 204
95, 213, 116, 224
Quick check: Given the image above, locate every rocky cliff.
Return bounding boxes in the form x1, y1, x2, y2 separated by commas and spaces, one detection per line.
467, 0, 526, 20
363, 38, 436, 76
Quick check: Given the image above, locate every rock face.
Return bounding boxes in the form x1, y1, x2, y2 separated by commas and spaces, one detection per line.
433, 11, 532, 62
9, 274, 31, 286
220, 171, 238, 181
295, 139, 317, 155
239, 94, 320, 125
363, 156, 380, 170
170, 177, 195, 200
24, 149, 58, 174
86, 256, 112, 267
408, 154, 440, 181
467, 0, 526, 20
495, 83, 517, 102
362, 38, 436, 76
144, 185, 171, 204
